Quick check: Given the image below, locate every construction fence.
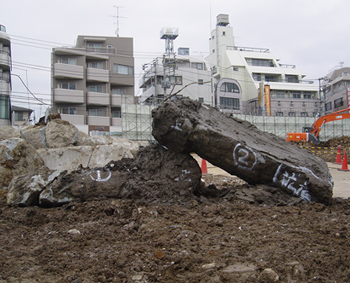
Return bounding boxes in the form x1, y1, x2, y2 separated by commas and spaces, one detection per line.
121, 101, 350, 142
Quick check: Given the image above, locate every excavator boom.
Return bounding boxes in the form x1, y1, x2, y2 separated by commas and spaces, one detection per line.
286, 108, 350, 143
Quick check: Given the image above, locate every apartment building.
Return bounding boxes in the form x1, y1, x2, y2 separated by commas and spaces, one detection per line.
140, 15, 320, 117
205, 14, 320, 117
0, 24, 11, 125
139, 47, 213, 105
51, 35, 134, 135
322, 67, 350, 114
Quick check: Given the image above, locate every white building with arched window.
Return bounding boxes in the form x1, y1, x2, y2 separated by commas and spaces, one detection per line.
205, 14, 320, 117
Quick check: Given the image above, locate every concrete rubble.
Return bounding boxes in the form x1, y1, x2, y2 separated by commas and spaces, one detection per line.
152, 98, 333, 204
1, 97, 335, 206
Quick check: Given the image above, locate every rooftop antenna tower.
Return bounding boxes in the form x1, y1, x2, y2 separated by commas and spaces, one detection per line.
160, 27, 179, 97
112, 6, 125, 36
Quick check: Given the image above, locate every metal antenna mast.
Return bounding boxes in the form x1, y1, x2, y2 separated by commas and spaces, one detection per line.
112, 6, 125, 36
160, 27, 178, 96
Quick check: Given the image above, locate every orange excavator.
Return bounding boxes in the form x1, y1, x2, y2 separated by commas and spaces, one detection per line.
286, 107, 350, 144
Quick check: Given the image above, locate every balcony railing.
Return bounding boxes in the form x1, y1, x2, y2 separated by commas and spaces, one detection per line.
54, 88, 84, 103
253, 78, 314, 84
86, 47, 116, 54
0, 52, 10, 67
0, 80, 10, 92
87, 91, 109, 105
87, 116, 110, 126
228, 46, 270, 53
111, 94, 122, 106
87, 67, 109, 82
279, 64, 296, 69
60, 114, 85, 125
53, 63, 84, 79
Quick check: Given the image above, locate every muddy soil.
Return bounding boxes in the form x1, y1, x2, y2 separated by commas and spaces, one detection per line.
1, 137, 350, 282
0, 189, 350, 283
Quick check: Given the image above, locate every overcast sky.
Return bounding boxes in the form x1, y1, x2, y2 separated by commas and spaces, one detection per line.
2, 0, 349, 120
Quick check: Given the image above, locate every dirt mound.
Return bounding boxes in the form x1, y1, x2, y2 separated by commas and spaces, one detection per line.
321, 136, 350, 148
295, 136, 350, 163
1, 195, 350, 282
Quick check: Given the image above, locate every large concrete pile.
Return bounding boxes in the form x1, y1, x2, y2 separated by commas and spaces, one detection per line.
0, 119, 147, 206
152, 98, 333, 204
1, 98, 334, 207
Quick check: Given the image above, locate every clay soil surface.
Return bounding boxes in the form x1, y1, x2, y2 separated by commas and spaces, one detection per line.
1, 139, 350, 282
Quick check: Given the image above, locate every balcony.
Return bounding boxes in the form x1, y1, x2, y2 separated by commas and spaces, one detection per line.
112, 118, 122, 127
111, 94, 122, 106
87, 91, 109, 105
53, 63, 84, 79
0, 51, 10, 68
60, 114, 85, 125
0, 79, 10, 92
87, 68, 109, 82
54, 88, 84, 103
87, 116, 110, 126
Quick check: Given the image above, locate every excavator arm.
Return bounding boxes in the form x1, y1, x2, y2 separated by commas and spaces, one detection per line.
286, 108, 350, 143
309, 108, 350, 138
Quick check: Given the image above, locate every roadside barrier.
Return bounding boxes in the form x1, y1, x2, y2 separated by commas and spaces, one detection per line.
298, 145, 348, 155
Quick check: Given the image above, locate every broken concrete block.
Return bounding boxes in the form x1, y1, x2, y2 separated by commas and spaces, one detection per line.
152, 98, 333, 204
37, 144, 201, 207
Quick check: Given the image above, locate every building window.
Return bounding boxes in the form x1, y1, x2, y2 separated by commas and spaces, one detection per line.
0, 95, 10, 119
220, 82, 240, 93
88, 85, 103, 93
285, 75, 299, 83
277, 101, 281, 106
113, 64, 133, 75
276, 112, 284, 116
198, 79, 204, 85
253, 73, 261, 81
198, 97, 204, 103
86, 43, 102, 52
59, 82, 76, 90
112, 107, 121, 118
59, 57, 77, 65
191, 62, 204, 70
15, 112, 23, 121
112, 88, 127, 95
246, 58, 275, 67
315, 102, 319, 107
292, 92, 301, 99
61, 107, 77, 115
334, 97, 344, 108
275, 91, 285, 99
301, 112, 308, 117
325, 102, 332, 111
288, 112, 296, 117
88, 108, 104, 116
87, 62, 104, 69
265, 75, 278, 82
219, 97, 240, 110
304, 92, 313, 99
107, 45, 115, 53
169, 76, 182, 85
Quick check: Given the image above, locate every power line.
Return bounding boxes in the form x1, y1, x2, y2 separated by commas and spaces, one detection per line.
11, 74, 50, 106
